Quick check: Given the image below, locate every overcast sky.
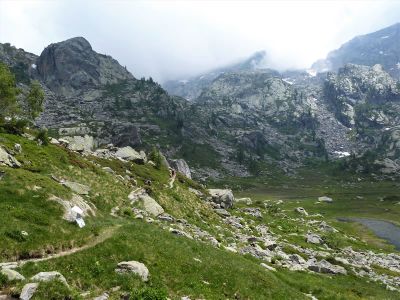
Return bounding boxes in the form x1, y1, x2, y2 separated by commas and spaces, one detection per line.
1, 0, 400, 82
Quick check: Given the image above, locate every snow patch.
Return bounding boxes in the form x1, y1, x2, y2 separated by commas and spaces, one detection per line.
396, 62, 400, 70
334, 151, 350, 158
179, 79, 189, 84
31, 64, 37, 69
379, 51, 384, 55
381, 35, 390, 39
282, 78, 294, 85
306, 69, 317, 77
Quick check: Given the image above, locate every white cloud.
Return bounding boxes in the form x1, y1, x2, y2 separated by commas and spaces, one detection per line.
1, 0, 400, 82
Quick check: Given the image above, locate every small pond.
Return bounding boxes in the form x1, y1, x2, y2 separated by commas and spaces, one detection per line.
338, 218, 400, 250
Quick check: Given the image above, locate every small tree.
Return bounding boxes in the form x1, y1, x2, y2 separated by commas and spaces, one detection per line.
0, 62, 19, 122
26, 80, 45, 121
149, 146, 163, 170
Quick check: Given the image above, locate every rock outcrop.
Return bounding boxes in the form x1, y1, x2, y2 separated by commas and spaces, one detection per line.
115, 261, 149, 281
37, 37, 133, 96
169, 159, 191, 178
208, 189, 234, 209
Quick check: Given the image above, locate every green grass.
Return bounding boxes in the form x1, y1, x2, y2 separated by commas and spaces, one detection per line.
18, 222, 304, 299
1, 132, 400, 299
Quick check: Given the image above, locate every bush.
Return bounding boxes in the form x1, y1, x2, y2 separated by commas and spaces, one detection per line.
131, 287, 168, 300
35, 129, 49, 146
4, 230, 27, 242
0, 272, 9, 288
0, 119, 28, 135
148, 147, 163, 170
32, 280, 80, 300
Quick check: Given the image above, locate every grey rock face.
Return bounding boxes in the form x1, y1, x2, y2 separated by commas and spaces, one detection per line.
169, 159, 191, 178
37, 37, 133, 96
115, 261, 149, 281
208, 189, 235, 209
0, 147, 21, 168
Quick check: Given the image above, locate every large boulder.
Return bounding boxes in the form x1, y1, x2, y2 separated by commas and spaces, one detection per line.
208, 189, 234, 209
169, 159, 191, 179
20, 283, 39, 300
138, 194, 164, 217
62, 181, 91, 195
0, 268, 25, 281
63, 135, 94, 152
294, 207, 308, 216
115, 261, 149, 281
30, 271, 68, 286
0, 146, 21, 168
307, 259, 347, 275
115, 146, 146, 164
49, 194, 96, 222
305, 233, 323, 244
318, 196, 333, 203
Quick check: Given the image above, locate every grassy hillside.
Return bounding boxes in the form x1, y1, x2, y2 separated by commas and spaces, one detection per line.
0, 132, 399, 299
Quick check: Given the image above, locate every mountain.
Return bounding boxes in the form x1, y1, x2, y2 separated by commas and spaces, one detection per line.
0, 38, 189, 151
2, 26, 400, 181
312, 23, 400, 78
163, 50, 269, 101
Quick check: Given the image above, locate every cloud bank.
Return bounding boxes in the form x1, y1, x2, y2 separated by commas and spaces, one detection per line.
1, 0, 400, 82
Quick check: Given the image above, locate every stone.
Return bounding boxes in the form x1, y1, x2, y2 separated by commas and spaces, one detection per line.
294, 207, 308, 216
169, 228, 193, 239
14, 143, 22, 153
115, 261, 149, 281
63, 135, 94, 152
49, 138, 60, 145
62, 181, 90, 195
102, 167, 114, 174
307, 259, 347, 275
0, 146, 21, 168
0, 268, 25, 281
31, 271, 68, 286
319, 221, 338, 233
235, 197, 252, 205
168, 159, 191, 179
158, 214, 174, 222
306, 233, 323, 244
208, 189, 234, 209
260, 263, 276, 271
20, 283, 39, 300
138, 194, 164, 217
214, 208, 231, 217
115, 146, 146, 164
93, 292, 109, 300
318, 196, 333, 203
49, 194, 95, 222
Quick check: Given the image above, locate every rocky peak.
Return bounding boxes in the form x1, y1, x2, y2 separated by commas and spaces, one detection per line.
312, 22, 400, 78
37, 36, 133, 95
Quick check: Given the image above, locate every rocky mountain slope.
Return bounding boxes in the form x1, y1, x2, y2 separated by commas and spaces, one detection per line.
2, 24, 400, 181
163, 51, 269, 101
312, 23, 400, 78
